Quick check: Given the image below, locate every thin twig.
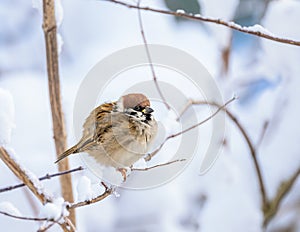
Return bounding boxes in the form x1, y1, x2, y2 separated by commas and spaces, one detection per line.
176, 99, 193, 121
174, 97, 235, 138
256, 121, 269, 149
0, 167, 83, 193
264, 167, 300, 227
106, 0, 300, 47
145, 97, 236, 162
132, 159, 186, 171
68, 183, 113, 209
38, 221, 57, 232
0, 210, 47, 222
137, 0, 170, 110
178, 100, 268, 212
38, 215, 64, 232
64, 217, 77, 232
220, 33, 233, 76
42, 0, 76, 224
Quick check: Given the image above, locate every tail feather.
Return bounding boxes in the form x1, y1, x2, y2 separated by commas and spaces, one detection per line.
55, 145, 78, 163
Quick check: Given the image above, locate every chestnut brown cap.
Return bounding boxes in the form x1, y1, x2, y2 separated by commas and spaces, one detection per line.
120, 93, 150, 109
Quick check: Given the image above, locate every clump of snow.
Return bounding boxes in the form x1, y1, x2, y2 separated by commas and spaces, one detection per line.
0, 202, 21, 217
112, 190, 120, 198
243, 24, 274, 36
3, 147, 20, 162
76, 176, 94, 201
228, 21, 242, 29
176, 9, 186, 14
0, 88, 15, 145
25, 169, 52, 199
40, 197, 69, 221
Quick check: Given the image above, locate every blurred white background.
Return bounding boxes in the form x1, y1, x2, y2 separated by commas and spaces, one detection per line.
0, 0, 300, 231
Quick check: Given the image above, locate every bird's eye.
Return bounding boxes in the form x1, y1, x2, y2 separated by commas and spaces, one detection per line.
134, 105, 142, 111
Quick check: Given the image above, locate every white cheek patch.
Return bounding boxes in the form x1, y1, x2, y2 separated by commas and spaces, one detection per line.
136, 112, 143, 117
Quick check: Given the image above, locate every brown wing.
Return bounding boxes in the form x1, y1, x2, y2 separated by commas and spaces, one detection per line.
76, 102, 117, 152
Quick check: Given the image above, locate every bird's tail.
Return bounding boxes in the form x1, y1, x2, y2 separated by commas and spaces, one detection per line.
55, 145, 78, 163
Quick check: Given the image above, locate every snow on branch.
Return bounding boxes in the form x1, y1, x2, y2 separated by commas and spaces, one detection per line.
42, 0, 76, 225
0, 147, 75, 231
0, 202, 70, 232
0, 147, 52, 203
68, 182, 113, 209
106, 0, 300, 47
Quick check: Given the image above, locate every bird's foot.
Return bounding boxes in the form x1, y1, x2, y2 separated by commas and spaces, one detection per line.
117, 167, 128, 182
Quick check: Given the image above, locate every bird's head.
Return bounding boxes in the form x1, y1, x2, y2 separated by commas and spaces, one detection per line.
118, 93, 154, 116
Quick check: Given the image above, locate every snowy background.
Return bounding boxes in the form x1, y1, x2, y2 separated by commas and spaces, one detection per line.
1, 0, 300, 231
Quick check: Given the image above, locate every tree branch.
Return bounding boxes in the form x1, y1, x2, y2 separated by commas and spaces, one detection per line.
137, 0, 170, 110
0, 166, 83, 194
0, 147, 51, 203
145, 97, 236, 162
0, 210, 48, 222
264, 166, 300, 227
67, 183, 113, 209
38, 221, 57, 232
42, 0, 76, 225
178, 100, 268, 213
132, 159, 186, 171
0, 147, 73, 231
106, 0, 300, 47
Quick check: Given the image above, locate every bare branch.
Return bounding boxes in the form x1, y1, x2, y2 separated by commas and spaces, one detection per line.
38, 215, 65, 232
137, 0, 171, 110
178, 100, 268, 212
106, 0, 300, 47
38, 221, 57, 232
0, 167, 83, 194
256, 120, 270, 149
132, 159, 186, 171
42, 0, 76, 224
0, 210, 67, 232
264, 166, 300, 227
68, 183, 113, 209
0, 210, 47, 222
63, 217, 77, 232
145, 97, 236, 162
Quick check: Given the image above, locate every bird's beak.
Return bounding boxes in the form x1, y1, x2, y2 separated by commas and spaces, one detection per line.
142, 107, 154, 114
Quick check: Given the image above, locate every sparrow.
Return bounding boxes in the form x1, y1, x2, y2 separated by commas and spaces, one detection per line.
55, 93, 157, 171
